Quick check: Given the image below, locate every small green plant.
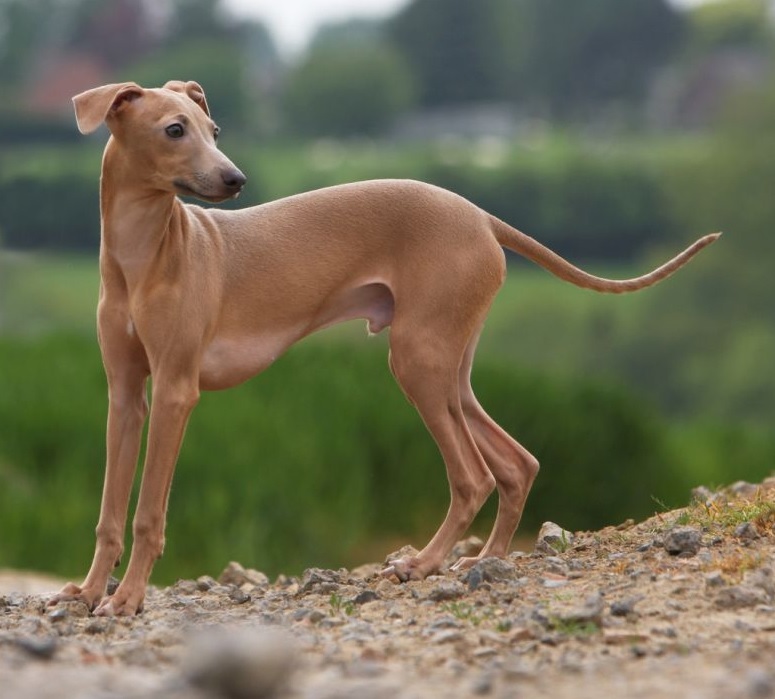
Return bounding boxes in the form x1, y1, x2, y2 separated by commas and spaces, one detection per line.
329, 593, 355, 617
549, 616, 600, 637
495, 619, 512, 633
442, 602, 485, 626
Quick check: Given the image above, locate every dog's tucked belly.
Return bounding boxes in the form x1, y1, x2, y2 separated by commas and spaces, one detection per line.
198, 283, 395, 391
199, 333, 295, 390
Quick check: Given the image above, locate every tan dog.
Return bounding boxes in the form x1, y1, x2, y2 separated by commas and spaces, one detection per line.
49, 80, 718, 615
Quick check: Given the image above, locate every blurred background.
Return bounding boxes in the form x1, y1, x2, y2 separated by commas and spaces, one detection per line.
1, 0, 774, 583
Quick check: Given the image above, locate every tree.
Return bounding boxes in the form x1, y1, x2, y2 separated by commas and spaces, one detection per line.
283, 42, 416, 138
388, 0, 507, 107
513, 0, 686, 119
388, 0, 685, 118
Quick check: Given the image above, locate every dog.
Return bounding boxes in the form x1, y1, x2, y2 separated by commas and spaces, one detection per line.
48, 80, 719, 615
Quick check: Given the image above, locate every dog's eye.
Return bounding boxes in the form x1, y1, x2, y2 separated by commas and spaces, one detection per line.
213, 126, 221, 142
165, 123, 185, 139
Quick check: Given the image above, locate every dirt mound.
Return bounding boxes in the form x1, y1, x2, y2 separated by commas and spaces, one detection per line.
2, 479, 775, 699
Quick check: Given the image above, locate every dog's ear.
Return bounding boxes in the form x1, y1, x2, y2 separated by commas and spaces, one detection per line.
163, 80, 210, 116
72, 82, 144, 135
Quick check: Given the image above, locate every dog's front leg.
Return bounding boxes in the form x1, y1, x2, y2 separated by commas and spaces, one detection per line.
93, 375, 199, 616
49, 367, 148, 610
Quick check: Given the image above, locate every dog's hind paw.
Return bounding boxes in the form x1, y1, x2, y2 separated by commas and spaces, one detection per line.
47, 582, 103, 611
93, 588, 144, 617
381, 555, 437, 582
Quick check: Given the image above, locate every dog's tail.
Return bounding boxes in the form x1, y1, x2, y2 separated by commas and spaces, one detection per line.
490, 216, 721, 294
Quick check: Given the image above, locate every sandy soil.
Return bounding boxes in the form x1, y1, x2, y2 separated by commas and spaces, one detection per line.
2, 479, 775, 699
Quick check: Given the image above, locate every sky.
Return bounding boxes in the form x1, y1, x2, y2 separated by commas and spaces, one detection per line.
223, 0, 411, 55
224, 0, 710, 57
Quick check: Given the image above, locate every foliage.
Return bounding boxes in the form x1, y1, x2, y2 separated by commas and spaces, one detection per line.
687, 0, 773, 54
510, 0, 686, 119
388, 0, 507, 107
388, 0, 684, 118
0, 333, 700, 582
121, 39, 251, 130
282, 42, 416, 138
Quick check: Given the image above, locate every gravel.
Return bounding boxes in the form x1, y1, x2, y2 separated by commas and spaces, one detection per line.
2, 480, 775, 699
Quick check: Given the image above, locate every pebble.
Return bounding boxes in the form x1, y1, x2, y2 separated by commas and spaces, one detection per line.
610, 595, 643, 617
219, 561, 270, 588
730, 481, 760, 499
663, 526, 702, 556
535, 522, 575, 555
735, 522, 761, 541
558, 592, 605, 626
353, 590, 380, 605
464, 557, 518, 591
715, 585, 769, 610
705, 571, 726, 588
427, 581, 466, 602
13, 635, 58, 660
183, 627, 297, 699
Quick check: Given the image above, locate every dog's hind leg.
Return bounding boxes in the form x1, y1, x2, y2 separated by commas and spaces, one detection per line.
382, 321, 497, 581
452, 334, 539, 570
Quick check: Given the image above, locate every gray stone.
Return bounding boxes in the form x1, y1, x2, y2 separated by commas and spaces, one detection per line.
218, 561, 269, 588
715, 585, 769, 609
663, 526, 702, 556
558, 592, 605, 626
610, 595, 643, 617
705, 571, 726, 588
300, 567, 343, 593
735, 522, 761, 540
353, 590, 380, 605
427, 580, 466, 602
535, 522, 574, 555
13, 635, 58, 660
183, 627, 297, 699
744, 567, 775, 597
730, 481, 760, 498
465, 557, 518, 590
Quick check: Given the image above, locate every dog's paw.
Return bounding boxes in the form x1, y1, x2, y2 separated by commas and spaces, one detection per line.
449, 556, 480, 573
381, 556, 435, 582
48, 582, 103, 611
93, 588, 144, 617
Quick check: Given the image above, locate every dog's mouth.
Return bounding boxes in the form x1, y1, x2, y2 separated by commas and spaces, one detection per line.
173, 180, 241, 204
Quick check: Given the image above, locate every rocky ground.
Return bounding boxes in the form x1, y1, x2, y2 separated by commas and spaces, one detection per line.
2, 479, 775, 699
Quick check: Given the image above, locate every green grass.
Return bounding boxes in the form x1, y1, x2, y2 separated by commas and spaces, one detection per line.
0, 252, 99, 335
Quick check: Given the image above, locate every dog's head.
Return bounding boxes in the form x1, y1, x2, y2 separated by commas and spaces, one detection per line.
72, 80, 246, 203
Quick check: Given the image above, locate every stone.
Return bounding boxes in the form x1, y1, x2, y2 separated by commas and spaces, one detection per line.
353, 590, 380, 606
535, 522, 574, 555
663, 526, 702, 556
610, 595, 643, 617
744, 567, 775, 597
183, 627, 297, 699
300, 568, 343, 593
735, 522, 761, 540
218, 561, 269, 588
465, 557, 518, 590
715, 585, 769, 610
427, 581, 466, 602
729, 481, 759, 498
558, 592, 605, 626
13, 635, 58, 660
449, 536, 484, 561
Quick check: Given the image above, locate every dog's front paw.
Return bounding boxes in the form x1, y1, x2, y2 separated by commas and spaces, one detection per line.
93, 586, 144, 617
48, 582, 104, 611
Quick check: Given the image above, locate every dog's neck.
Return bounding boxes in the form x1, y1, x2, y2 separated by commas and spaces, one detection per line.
98, 143, 184, 290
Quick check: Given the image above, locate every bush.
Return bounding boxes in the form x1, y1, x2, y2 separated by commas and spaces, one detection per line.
0, 333, 694, 582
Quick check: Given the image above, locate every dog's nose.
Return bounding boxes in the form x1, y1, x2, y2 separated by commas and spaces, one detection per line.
221, 168, 247, 191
